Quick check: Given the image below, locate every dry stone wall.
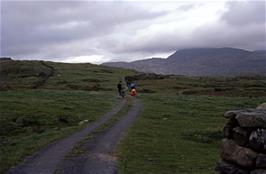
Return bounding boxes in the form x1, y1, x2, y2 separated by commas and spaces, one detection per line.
216, 107, 266, 174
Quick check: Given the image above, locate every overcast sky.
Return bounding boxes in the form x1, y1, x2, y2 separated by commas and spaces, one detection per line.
1, 0, 265, 64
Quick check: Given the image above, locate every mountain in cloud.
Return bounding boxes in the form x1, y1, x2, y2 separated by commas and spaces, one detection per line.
102, 47, 266, 76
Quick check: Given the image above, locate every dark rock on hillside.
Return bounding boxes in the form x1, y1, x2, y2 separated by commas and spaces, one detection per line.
103, 47, 266, 76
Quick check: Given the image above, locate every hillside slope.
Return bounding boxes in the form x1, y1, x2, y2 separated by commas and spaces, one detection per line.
0, 59, 136, 90
103, 48, 266, 76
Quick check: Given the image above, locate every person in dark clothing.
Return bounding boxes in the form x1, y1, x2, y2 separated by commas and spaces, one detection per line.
117, 81, 124, 98
126, 81, 131, 89
130, 83, 135, 89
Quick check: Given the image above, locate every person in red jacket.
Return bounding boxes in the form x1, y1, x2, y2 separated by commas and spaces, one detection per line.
130, 86, 136, 97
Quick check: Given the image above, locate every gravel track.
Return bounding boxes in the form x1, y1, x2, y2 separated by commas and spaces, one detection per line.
57, 98, 141, 174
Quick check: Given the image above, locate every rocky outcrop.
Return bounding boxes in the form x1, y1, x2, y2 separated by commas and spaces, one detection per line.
216, 106, 266, 174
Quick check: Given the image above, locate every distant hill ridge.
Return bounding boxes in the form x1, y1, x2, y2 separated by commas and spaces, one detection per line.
103, 47, 266, 76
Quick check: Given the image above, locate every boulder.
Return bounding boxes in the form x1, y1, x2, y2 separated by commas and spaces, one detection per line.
257, 103, 266, 110
233, 127, 250, 146
256, 154, 266, 168
250, 169, 266, 174
249, 129, 266, 153
215, 160, 249, 174
236, 110, 266, 128
221, 139, 257, 168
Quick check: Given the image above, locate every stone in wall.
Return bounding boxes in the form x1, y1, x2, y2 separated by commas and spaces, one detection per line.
256, 154, 266, 168
233, 127, 250, 146
221, 139, 257, 168
224, 118, 239, 138
249, 129, 266, 153
236, 110, 266, 128
224, 110, 243, 119
250, 169, 266, 174
216, 160, 249, 174
217, 106, 266, 174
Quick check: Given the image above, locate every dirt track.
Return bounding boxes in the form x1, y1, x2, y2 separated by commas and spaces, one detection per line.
57, 98, 141, 174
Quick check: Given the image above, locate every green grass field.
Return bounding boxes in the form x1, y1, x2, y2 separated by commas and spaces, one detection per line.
0, 60, 265, 174
0, 91, 114, 172
117, 94, 265, 174
117, 74, 266, 174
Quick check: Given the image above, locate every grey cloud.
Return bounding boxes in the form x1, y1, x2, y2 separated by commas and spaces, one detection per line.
177, 4, 196, 11
113, 21, 265, 55
107, 1, 265, 55
193, 22, 265, 50
1, 1, 165, 58
222, 1, 266, 26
